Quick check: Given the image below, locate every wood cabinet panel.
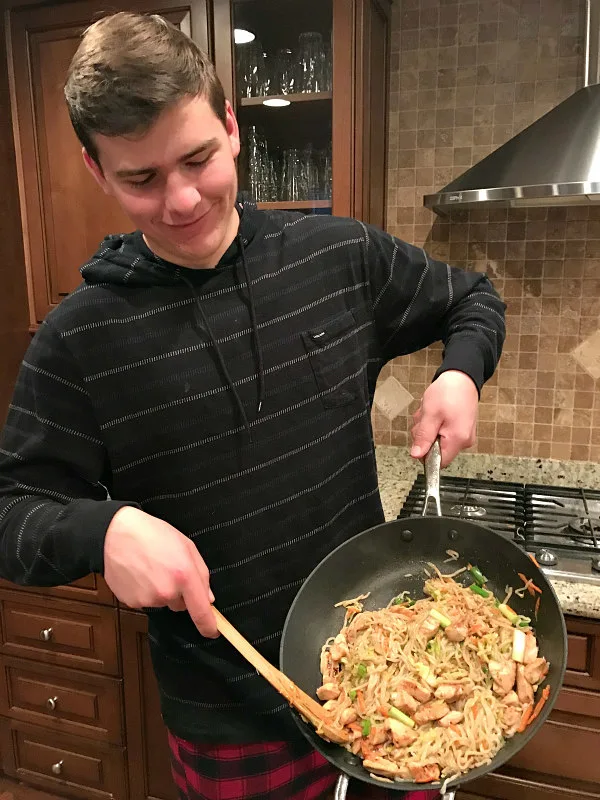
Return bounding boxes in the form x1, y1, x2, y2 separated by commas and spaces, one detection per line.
120, 610, 176, 800
0, 575, 115, 606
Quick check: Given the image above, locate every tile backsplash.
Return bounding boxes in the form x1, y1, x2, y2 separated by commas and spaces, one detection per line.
375, 0, 600, 462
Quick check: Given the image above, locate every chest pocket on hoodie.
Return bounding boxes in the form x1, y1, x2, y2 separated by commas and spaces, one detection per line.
301, 310, 360, 409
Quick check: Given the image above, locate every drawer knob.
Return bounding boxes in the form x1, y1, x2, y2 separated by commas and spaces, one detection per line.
39, 627, 53, 642
46, 696, 58, 711
51, 760, 63, 775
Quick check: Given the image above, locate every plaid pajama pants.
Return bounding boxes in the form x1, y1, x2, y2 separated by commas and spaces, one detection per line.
168, 731, 440, 800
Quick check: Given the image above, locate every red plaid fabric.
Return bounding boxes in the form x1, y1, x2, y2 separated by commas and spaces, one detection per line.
168, 731, 440, 800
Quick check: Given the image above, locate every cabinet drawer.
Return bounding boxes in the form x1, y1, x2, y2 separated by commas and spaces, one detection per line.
564, 616, 600, 691
0, 656, 123, 743
0, 718, 126, 800
0, 590, 119, 675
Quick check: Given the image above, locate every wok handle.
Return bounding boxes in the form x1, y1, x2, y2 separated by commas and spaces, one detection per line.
422, 436, 442, 517
333, 774, 349, 799
333, 773, 457, 798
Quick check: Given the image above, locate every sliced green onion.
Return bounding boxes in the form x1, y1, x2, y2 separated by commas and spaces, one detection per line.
361, 718, 372, 736
512, 628, 526, 663
349, 690, 357, 701
468, 564, 488, 586
388, 706, 416, 728
469, 583, 490, 598
430, 608, 452, 628
498, 604, 519, 625
356, 663, 367, 679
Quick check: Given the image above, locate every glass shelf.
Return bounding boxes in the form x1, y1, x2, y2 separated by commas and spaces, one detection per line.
232, 0, 333, 212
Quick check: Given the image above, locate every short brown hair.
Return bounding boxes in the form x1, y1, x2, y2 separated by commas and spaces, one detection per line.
64, 11, 226, 166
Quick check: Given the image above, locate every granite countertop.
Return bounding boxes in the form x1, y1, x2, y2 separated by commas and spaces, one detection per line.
375, 445, 600, 621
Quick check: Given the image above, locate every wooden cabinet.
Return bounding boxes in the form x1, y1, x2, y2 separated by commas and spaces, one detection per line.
5, 0, 391, 329
458, 615, 600, 800
120, 611, 176, 800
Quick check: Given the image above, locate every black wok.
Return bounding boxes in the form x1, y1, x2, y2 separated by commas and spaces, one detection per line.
280, 442, 568, 799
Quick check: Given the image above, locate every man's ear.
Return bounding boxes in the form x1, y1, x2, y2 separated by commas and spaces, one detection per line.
82, 147, 112, 195
224, 100, 240, 159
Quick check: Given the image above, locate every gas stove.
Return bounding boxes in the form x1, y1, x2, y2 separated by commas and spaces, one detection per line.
399, 475, 600, 585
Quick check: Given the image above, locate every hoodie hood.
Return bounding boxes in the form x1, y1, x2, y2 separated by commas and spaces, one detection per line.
81, 200, 261, 287
80, 201, 266, 435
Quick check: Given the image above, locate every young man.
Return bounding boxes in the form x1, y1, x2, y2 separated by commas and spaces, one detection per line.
0, 12, 505, 800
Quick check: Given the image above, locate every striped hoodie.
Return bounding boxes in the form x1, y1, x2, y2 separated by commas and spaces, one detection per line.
0, 205, 505, 743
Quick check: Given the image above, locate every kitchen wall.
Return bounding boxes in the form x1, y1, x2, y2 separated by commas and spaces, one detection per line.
374, 0, 600, 461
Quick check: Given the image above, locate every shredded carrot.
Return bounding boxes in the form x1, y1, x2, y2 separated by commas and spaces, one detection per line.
517, 572, 542, 596
528, 685, 551, 726
449, 724, 462, 736
528, 553, 541, 569
378, 705, 389, 718
356, 690, 366, 715
517, 702, 533, 732
361, 742, 375, 758
348, 722, 362, 734
535, 596, 541, 620
472, 702, 480, 719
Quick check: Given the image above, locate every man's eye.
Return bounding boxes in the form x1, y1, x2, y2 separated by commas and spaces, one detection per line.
187, 160, 207, 169
127, 174, 154, 187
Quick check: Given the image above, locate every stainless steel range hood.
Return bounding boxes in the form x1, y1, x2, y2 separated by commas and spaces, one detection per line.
424, 0, 600, 215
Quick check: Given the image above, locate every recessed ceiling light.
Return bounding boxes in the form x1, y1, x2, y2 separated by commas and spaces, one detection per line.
234, 28, 255, 44
262, 98, 291, 107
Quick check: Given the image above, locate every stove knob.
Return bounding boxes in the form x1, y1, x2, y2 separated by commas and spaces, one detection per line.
536, 549, 558, 567
592, 558, 600, 574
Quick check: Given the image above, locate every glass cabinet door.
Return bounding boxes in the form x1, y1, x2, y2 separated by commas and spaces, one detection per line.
231, 0, 333, 215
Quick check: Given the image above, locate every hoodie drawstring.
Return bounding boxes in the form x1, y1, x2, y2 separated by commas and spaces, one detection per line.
238, 232, 265, 414
176, 233, 265, 439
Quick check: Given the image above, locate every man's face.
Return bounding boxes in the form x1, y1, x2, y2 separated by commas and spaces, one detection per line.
84, 95, 241, 268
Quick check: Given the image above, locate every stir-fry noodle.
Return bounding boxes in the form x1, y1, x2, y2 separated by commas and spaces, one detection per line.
316, 569, 550, 785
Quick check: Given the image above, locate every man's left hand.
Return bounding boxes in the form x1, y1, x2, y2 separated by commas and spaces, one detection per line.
410, 370, 479, 468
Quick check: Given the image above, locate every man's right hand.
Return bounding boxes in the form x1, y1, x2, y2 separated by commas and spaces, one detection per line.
103, 506, 218, 638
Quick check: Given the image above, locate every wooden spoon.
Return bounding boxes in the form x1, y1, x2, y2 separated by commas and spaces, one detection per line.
213, 607, 349, 744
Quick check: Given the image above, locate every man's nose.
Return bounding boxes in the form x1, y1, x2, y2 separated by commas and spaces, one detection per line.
163, 175, 200, 221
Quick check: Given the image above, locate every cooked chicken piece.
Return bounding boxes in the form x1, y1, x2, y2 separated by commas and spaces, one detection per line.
339, 708, 357, 726
363, 757, 400, 778
435, 681, 473, 703
413, 700, 450, 725
523, 657, 549, 686
420, 615, 441, 640
389, 604, 415, 617
516, 664, 534, 704
385, 719, 419, 747
409, 763, 441, 783
446, 623, 468, 642
489, 659, 517, 696
523, 633, 539, 665
329, 634, 348, 662
351, 738, 362, 754
438, 710, 464, 727
502, 690, 520, 706
390, 688, 420, 714
502, 705, 522, 733
397, 678, 432, 704
368, 724, 388, 746
322, 700, 337, 712
316, 682, 340, 701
